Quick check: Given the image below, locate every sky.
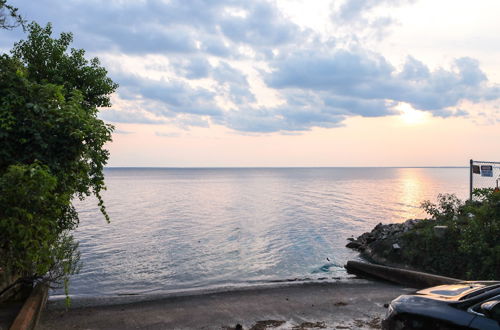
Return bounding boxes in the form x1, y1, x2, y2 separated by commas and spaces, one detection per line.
1, 0, 500, 167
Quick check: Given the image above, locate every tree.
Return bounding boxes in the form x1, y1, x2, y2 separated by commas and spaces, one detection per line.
0, 22, 117, 296
0, 0, 25, 30
399, 189, 500, 280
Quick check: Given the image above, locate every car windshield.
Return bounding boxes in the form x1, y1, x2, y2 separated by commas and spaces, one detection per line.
418, 283, 486, 300
460, 284, 500, 301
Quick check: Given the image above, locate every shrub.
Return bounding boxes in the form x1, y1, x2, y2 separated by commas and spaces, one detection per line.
399, 189, 500, 280
0, 22, 117, 296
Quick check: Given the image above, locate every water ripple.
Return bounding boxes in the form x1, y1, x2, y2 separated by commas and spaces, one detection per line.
62, 167, 468, 296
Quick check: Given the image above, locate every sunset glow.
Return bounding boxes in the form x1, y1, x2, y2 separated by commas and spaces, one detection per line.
3, 0, 500, 166
398, 103, 428, 126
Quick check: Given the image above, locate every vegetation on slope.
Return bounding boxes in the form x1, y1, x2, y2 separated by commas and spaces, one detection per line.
348, 189, 500, 280
0, 18, 117, 300
401, 189, 500, 280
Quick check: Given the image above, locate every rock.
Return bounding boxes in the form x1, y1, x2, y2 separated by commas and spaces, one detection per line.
365, 234, 376, 244
346, 241, 362, 249
346, 219, 424, 262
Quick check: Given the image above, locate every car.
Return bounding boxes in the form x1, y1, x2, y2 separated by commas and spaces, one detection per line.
382, 281, 500, 329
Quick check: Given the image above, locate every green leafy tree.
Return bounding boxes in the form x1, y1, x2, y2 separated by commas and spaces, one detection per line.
0, 22, 117, 294
459, 189, 500, 279
399, 189, 500, 280
0, 0, 25, 30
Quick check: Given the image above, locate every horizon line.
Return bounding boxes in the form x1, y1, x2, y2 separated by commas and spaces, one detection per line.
104, 166, 469, 169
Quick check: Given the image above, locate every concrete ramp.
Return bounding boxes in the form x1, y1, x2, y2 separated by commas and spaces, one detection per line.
345, 260, 462, 289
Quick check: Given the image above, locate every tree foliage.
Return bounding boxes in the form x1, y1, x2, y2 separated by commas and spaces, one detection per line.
0, 0, 25, 30
0, 164, 79, 278
0, 22, 117, 291
400, 189, 500, 280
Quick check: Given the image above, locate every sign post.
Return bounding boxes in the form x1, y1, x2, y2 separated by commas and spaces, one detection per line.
470, 159, 473, 201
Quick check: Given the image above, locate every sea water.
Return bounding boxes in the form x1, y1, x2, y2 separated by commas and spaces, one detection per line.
63, 167, 468, 297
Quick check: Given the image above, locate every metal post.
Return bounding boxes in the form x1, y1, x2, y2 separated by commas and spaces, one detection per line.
469, 159, 473, 201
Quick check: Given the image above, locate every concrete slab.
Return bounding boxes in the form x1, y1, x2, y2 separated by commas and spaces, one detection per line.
345, 261, 462, 289
38, 280, 414, 329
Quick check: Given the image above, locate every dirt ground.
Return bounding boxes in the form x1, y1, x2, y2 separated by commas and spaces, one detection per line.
38, 279, 413, 329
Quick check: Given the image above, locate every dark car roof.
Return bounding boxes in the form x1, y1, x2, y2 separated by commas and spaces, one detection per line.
388, 282, 500, 328
416, 282, 500, 302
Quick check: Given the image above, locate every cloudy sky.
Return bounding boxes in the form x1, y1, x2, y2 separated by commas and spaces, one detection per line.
2, 0, 500, 166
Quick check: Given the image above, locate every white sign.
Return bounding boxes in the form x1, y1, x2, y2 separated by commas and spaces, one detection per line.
481, 165, 493, 177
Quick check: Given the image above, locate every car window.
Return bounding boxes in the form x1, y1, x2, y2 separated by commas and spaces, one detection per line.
492, 307, 500, 321
471, 300, 500, 321
484, 301, 500, 321
460, 284, 500, 300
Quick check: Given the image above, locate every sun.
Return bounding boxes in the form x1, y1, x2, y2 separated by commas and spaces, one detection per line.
398, 102, 428, 125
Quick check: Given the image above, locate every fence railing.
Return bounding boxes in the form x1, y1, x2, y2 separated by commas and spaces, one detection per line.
469, 159, 500, 200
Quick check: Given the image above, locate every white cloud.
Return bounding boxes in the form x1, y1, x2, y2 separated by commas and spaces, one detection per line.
2, 0, 500, 134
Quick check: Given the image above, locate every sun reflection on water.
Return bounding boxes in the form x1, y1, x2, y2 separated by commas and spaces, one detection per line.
64, 167, 469, 297
397, 168, 427, 220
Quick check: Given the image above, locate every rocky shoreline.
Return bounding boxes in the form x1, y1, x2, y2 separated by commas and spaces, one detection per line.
346, 219, 423, 269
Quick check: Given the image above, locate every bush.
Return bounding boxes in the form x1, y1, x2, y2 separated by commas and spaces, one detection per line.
399, 189, 500, 280
0, 22, 117, 296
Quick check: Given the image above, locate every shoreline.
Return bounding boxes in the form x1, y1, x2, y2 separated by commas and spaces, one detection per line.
48, 265, 364, 306
48, 276, 359, 309
40, 279, 413, 329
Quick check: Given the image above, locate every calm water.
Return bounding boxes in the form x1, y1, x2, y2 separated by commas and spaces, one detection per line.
63, 167, 469, 297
